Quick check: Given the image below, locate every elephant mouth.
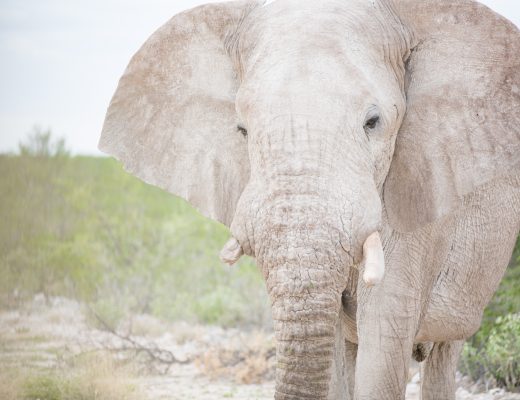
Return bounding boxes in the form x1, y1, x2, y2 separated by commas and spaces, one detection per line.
221, 231, 385, 286
219, 223, 384, 399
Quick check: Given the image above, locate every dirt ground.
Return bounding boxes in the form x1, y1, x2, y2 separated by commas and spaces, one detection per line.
0, 295, 518, 400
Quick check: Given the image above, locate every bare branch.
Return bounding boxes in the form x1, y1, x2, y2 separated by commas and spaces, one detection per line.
87, 306, 189, 374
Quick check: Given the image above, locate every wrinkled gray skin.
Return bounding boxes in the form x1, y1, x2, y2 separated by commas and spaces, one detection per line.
99, 0, 520, 399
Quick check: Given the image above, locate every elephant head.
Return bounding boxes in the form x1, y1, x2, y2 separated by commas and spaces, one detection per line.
99, 1, 520, 398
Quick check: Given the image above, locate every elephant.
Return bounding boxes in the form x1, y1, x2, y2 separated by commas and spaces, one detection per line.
99, 0, 520, 399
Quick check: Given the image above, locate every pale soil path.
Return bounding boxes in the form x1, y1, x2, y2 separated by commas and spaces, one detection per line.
0, 296, 518, 400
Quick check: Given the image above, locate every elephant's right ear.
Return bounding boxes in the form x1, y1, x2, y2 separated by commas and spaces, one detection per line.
99, 1, 255, 227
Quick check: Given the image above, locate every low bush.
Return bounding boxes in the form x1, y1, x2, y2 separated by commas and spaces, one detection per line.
0, 353, 142, 400
0, 132, 271, 328
460, 313, 520, 391
460, 238, 520, 391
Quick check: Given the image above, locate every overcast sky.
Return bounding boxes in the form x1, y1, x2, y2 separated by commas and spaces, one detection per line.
1, 0, 519, 155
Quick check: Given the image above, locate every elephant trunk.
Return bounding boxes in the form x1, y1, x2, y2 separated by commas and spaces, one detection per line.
252, 207, 350, 399
223, 189, 385, 398
272, 290, 340, 399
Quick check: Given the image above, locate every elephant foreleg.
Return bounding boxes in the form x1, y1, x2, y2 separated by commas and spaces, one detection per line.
354, 251, 421, 399
420, 340, 464, 400
354, 315, 414, 399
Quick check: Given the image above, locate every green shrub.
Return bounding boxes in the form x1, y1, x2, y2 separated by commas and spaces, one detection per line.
17, 354, 142, 400
478, 238, 520, 341
486, 314, 520, 389
22, 375, 63, 400
0, 133, 270, 328
460, 313, 520, 391
18, 127, 69, 158
460, 236, 520, 390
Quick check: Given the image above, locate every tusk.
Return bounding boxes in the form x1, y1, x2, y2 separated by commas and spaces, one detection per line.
219, 237, 244, 266
362, 231, 385, 286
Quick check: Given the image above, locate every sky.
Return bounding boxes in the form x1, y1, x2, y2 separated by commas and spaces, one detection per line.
0, 0, 519, 155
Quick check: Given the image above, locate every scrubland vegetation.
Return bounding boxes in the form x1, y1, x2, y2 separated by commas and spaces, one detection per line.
0, 130, 518, 395
0, 354, 142, 400
0, 130, 271, 330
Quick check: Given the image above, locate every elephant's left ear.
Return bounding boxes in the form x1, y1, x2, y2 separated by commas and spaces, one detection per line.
99, 1, 255, 227
384, 0, 520, 232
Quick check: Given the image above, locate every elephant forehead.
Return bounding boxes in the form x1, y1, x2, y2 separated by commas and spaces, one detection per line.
250, 0, 411, 55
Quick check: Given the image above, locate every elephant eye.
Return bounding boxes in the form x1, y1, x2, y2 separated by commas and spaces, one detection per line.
364, 115, 380, 131
237, 125, 248, 138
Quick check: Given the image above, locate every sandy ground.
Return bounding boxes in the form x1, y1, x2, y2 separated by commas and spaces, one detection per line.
0, 295, 518, 400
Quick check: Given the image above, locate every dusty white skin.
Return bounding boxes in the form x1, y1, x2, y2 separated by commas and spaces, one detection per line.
99, 0, 520, 399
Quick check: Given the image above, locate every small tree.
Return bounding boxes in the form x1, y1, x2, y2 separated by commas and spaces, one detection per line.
18, 126, 69, 157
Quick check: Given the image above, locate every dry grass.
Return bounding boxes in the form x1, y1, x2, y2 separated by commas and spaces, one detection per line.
126, 314, 168, 338
0, 369, 23, 400
196, 331, 276, 384
0, 352, 145, 400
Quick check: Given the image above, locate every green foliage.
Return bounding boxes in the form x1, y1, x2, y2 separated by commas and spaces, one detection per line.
486, 314, 520, 389
460, 313, 520, 390
478, 237, 520, 340
16, 354, 141, 400
22, 375, 62, 400
0, 133, 270, 328
18, 126, 69, 158
460, 238, 520, 390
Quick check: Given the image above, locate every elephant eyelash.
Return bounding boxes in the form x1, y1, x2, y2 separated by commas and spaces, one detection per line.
237, 125, 248, 138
